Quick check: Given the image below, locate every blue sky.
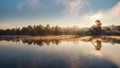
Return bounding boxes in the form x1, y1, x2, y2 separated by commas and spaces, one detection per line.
0, 0, 120, 29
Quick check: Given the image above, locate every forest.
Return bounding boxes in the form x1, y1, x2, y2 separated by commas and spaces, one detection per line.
0, 24, 120, 36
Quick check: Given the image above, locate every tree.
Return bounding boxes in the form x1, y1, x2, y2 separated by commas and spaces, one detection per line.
91, 20, 102, 36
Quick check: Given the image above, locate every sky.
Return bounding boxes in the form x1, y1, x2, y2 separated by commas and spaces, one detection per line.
0, 0, 120, 29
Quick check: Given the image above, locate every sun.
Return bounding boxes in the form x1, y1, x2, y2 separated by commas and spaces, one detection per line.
90, 13, 103, 21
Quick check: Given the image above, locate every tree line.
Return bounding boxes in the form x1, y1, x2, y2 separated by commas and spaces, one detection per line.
0, 24, 120, 36
77, 25, 120, 36
0, 24, 80, 35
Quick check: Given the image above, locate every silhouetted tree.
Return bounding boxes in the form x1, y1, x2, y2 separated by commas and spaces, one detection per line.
91, 20, 102, 36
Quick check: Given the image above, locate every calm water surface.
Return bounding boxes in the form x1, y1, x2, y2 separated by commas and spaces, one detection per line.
0, 36, 120, 68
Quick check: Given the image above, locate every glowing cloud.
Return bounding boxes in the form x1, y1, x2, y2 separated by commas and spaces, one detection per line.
57, 0, 88, 15
79, 2, 120, 26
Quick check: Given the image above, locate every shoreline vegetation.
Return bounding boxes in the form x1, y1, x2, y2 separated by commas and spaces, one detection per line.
0, 20, 120, 36
0, 24, 120, 36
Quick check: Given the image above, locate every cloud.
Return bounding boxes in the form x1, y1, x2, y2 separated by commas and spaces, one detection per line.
79, 2, 120, 26
109, 2, 120, 17
17, 0, 88, 14
17, 0, 41, 10
57, 0, 88, 15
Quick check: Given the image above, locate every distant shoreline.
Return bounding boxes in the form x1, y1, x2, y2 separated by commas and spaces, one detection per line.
0, 35, 120, 40
0, 35, 75, 40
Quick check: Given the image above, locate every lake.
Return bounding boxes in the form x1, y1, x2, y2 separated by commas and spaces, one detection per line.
0, 36, 120, 68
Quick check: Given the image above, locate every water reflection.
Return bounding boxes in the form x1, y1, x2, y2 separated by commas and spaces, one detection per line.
91, 39, 101, 50
0, 36, 120, 50
0, 36, 120, 68
79, 36, 120, 50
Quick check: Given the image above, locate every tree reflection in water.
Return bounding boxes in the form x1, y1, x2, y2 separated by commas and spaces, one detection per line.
91, 39, 101, 50
22, 39, 61, 46
0, 36, 120, 50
